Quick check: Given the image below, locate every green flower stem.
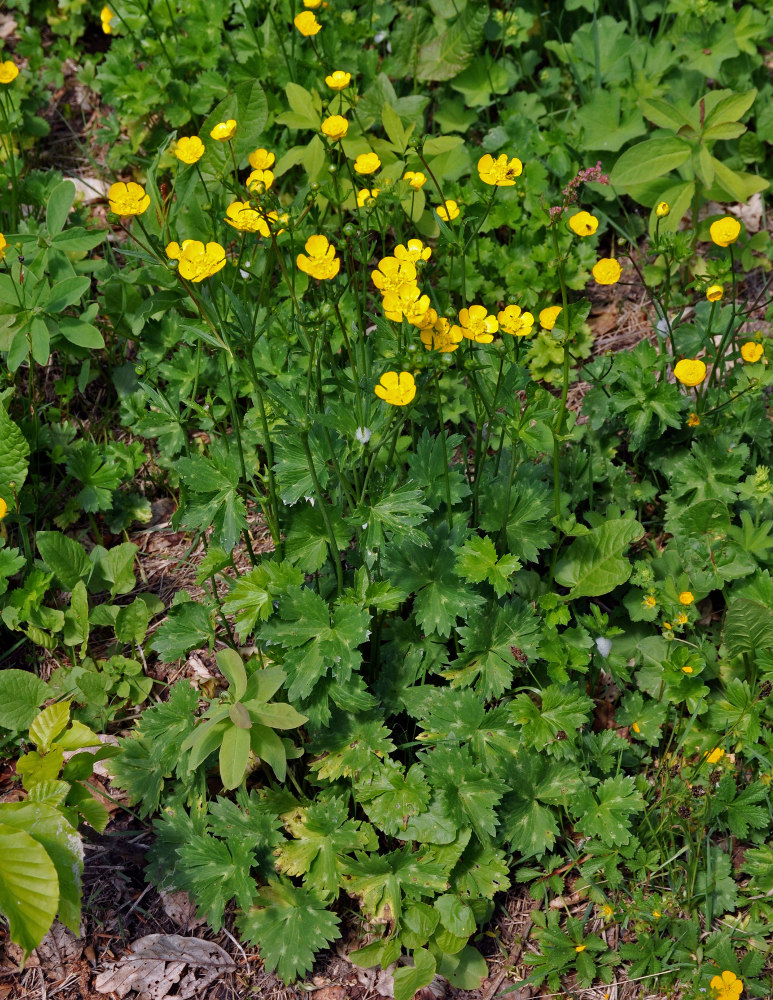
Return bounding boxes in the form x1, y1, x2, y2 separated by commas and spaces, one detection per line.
417, 150, 448, 212
334, 302, 365, 430
551, 222, 572, 523
463, 186, 498, 254
300, 429, 344, 593
433, 376, 454, 530
0, 89, 19, 230
498, 438, 518, 552
239, 347, 283, 554
194, 163, 218, 231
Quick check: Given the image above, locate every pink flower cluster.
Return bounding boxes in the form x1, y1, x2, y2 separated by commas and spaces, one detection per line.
550, 161, 610, 220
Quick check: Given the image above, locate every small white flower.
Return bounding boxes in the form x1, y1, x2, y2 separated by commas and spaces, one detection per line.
355, 426, 372, 445
595, 636, 612, 658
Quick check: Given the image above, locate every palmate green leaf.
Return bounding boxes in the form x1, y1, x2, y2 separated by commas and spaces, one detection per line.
554, 516, 644, 599
351, 481, 431, 552
499, 759, 585, 858
285, 502, 351, 573
0, 821, 59, 958
223, 562, 303, 641
0, 669, 50, 731
309, 710, 395, 782
150, 599, 215, 662
454, 535, 521, 598
450, 839, 510, 900
176, 453, 247, 553
341, 846, 448, 925
356, 761, 431, 835
0, 402, 30, 507
444, 599, 541, 699
478, 468, 554, 563
420, 746, 507, 842
175, 832, 257, 931
723, 782, 769, 838
616, 691, 667, 746
723, 599, 773, 658
663, 442, 747, 517
272, 429, 330, 506
416, 5, 486, 81
237, 879, 341, 984
571, 775, 645, 847
64, 442, 123, 512
407, 429, 470, 508
510, 684, 593, 752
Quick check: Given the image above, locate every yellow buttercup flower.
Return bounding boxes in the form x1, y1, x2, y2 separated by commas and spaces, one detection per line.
100, 7, 114, 33
303, 0, 323, 6
601, 904, 614, 921
459, 305, 498, 344
248, 148, 275, 170
0, 233, 6, 261
569, 211, 598, 236
539, 305, 562, 331
632, 722, 641, 733
0, 497, 7, 520
663, 622, 672, 630
420, 317, 463, 353
656, 201, 670, 218
643, 595, 656, 609
709, 216, 741, 248
297, 234, 340, 280
477, 153, 522, 186
375, 371, 416, 406
371, 257, 417, 296
436, 200, 459, 222
210, 119, 237, 141
404, 170, 427, 190
382, 286, 429, 324
394, 239, 431, 264
710, 970, 743, 1000
167, 240, 226, 282
676, 612, 688, 625
679, 591, 694, 605
354, 152, 381, 175
225, 201, 272, 236
108, 181, 150, 216
498, 304, 534, 337
0, 60, 19, 84
705, 747, 725, 765
741, 341, 764, 363
321, 115, 348, 141
405, 299, 435, 329
357, 188, 379, 208
325, 70, 351, 90
174, 136, 205, 165
294, 10, 321, 35
574, 945, 586, 953
673, 359, 706, 387
706, 284, 723, 302
592, 258, 621, 285
246, 168, 274, 192
687, 412, 700, 427
681, 664, 693, 672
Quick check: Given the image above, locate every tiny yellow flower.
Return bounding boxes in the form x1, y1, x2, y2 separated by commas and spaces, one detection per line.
297, 234, 340, 280
375, 371, 416, 406
663, 621, 672, 630
357, 188, 380, 208
0, 233, 6, 261
100, 7, 114, 34
679, 591, 694, 605
167, 239, 226, 282
643, 595, 656, 609
632, 722, 641, 733
321, 115, 348, 141
210, 120, 237, 141
0, 497, 7, 520
174, 136, 205, 165
421, 317, 463, 353
248, 148, 276, 170
709, 216, 741, 248
325, 70, 351, 90
705, 747, 725, 765
404, 170, 427, 190
459, 305, 498, 344
673, 359, 706, 387
0, 60, 19, 84
354, 152, 381, 175
225, 201, 272, 236
294, 10, 321, 34
676, 613, 689, 626
108, 181, 151, 216
681, 664, 693, 672
602, 904, 614, 921
706, 284, 724, 302
498, 304, 534, 337
436, 200, 460, 221
539, 305, 562, 331
741, 341, 764, 363
652, 910, 661, 919
687, 412, 700, 428
569, 211, 598, 236
394, 239, 431, 264
303, 0, 323, 6
656, 201, 670, 218
710, 970, 743, 1000
477, 153, 523, 187
592, 258, 621, 284
246, 168, 274, 192
574, 944, 586, 953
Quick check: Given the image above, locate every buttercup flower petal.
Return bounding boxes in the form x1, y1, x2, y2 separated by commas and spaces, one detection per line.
354, 152, 381, 175
498, 304, 534, 337
477, 152, 522, 186
108, 181, 151, 215
325, 70, 351, 90
0, 497, 7, 520
539, 305, 562, 331
394, 239, 431, 263
375, 371, 416, 406
687, 412, 700, 427
0, 60, 20, 83
404, 170, 427, 190
225, 201, 271, 235
706, 284, 723, 302
656, 201, 670, 218
593, 258, 621, 284
679, 591, 694, 605
741, 341, 763, 363
436, 200, 459, 221
357, 188, 379, 208
210, 119, 237, 141
297, 234, 340, 280
459, 305, 498, 344
248, 148, 276, 170
0, 233, 6, 261
709, 216, 741, 247
294, 10, 321, 34
569, 210, 598, 236
246, 168, 274, 191
175, 136, 205, 164
674, 358, 707, 387
705, 747, 725, 764
321, 115, 348, 141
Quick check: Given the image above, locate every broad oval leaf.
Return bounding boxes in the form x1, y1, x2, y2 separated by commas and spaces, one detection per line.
554, 518, 644, 599
0, 821, 59, 958
610, 137, 691, 189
